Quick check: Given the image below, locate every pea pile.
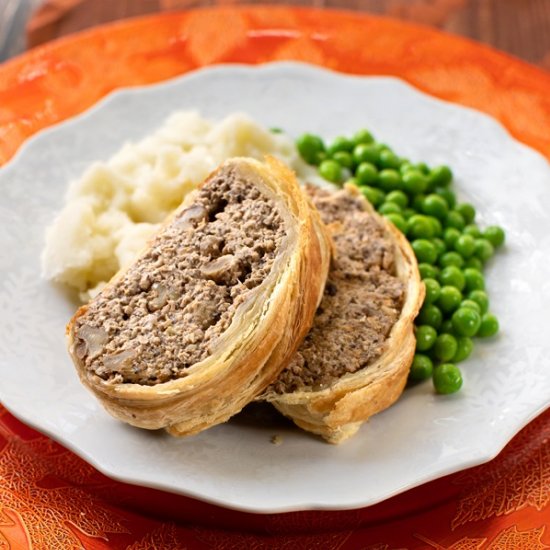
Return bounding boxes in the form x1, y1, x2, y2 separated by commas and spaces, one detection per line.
296, 130, 505, 395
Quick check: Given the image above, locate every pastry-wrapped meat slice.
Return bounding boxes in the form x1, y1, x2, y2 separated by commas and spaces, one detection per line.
67, 157, 331, 436
262, 184, 424, 444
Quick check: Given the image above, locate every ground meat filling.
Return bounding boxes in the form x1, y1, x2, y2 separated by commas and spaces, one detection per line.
74, 168, 286, 385
271, 185, 405, 394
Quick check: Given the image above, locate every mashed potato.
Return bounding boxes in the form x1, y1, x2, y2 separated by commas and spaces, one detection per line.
42, 111, 308, 301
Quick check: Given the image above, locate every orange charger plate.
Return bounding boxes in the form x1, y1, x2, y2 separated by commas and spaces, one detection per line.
0, 7, 549, 549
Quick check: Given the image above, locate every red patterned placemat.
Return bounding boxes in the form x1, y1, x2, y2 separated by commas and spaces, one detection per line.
1, 407, 548, 548
1, 7, 549, 548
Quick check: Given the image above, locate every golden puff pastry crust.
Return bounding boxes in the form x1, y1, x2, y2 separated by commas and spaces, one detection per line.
67, 156, 331, 437
262, 184, 424, 444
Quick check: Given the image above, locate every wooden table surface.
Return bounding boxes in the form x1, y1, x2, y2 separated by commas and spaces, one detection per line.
26, 0, 550, 71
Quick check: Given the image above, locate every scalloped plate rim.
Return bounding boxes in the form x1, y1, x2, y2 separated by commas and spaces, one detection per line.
3, 61, 548, 172
1, 61, 549, 513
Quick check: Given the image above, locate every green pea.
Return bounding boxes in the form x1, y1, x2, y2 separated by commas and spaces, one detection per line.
386, 190, 409, 208
456, 203, 476, 224
319, 159, 343, 183
428, 165, 453, 187
327, 136, 354, 156
468, 290, 489, 314
270, 127, 283, 134
353, 129, 374, 145
378, 202, 402, 215
439, 251, 464, 269
423, 174, 437, 193
378, 169, 402, 192
356, 162, 379, 185
432, 238, 446, 259
407, 215, 434, 240
402, 170, 428, 195
474, 238, 495, 263
483, 225, 505, 248
428, 216, 443, 237
464, 257, 483, 271
454, 234, 476, 258
402, 207, 416, 219
477, 313, 499, 337
440, 319, 454, 334
400, 161, 414, 175
443, 227, 461, 250
423, 278, 441, 304
384, 213, 407, 233
463, 268, 485, 292
297, 134, 325, 165
433, 333, 458, 362
451, 307, 482, 337
437, 286, 463, 314
439, 266, 466, 291
417, 304, 443, 329
416, 325, 438, 351
416, 162, 431, 175
453, 337, 474, 363
435, 187, 456, 209
359, 185, 383, 206
463, 224, 482, 238
411, 194, 428, 218
332, 151, 354, 169
374, 142, 390, 153
460, 299, 481, 313
409, 354, 434, 382
445, 211, 466, 231
422, 194, 449, 220
412, 239, 438, 264
379, 150, 401, 169
353, 144, 379, 166
433, 363, 463, 394
418, 263, 440, 280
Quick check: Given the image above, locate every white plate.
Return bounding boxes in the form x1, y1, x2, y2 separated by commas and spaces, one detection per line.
1, 62, 549, 513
